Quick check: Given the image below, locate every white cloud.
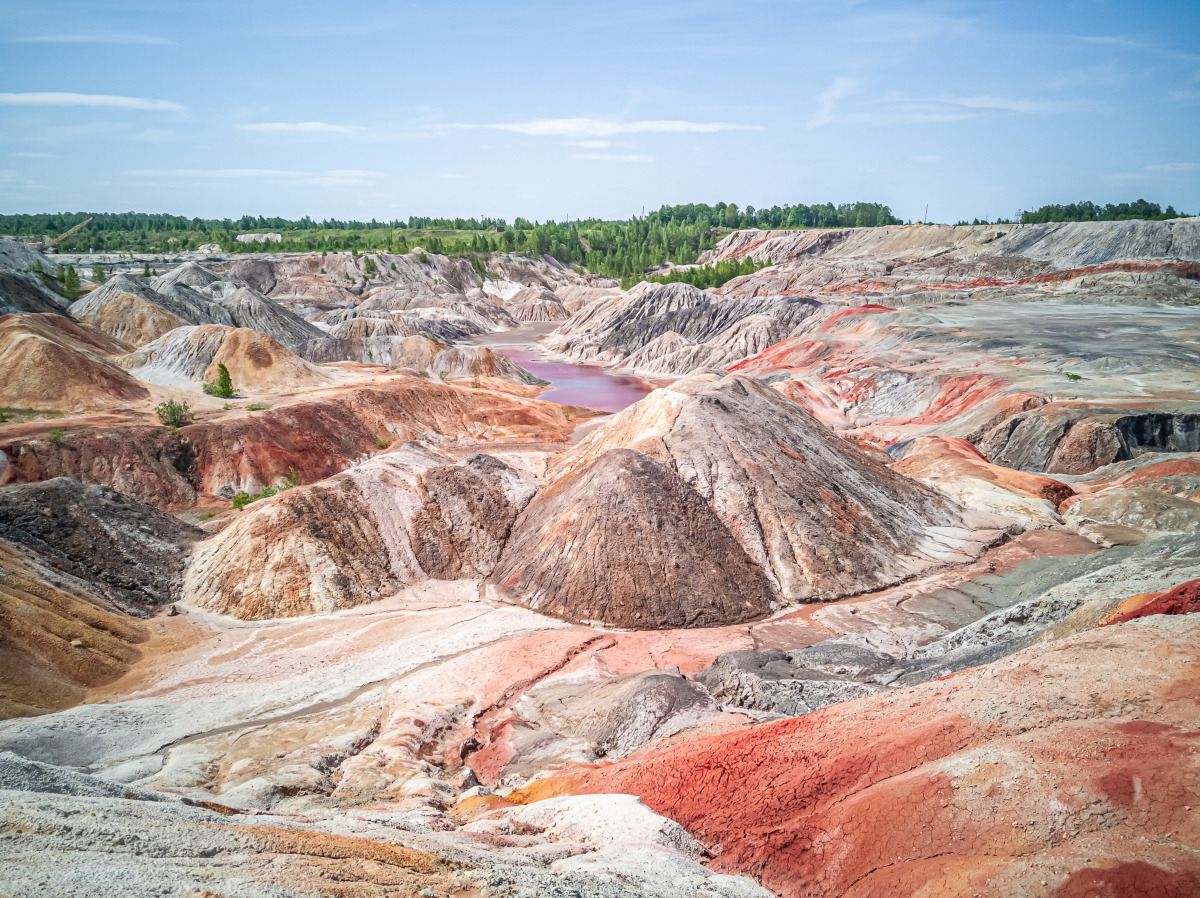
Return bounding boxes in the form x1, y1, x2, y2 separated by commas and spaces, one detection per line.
1146, 162, 1200, 173
810, 78, 1091, 127
572, 153, 655, 162
444, 117, 760, 138
237, 121, 364, 134
0, 92, 183, 111
126, 168, 381, 186
570, 140, 611, 149
810, 77, 858, 126
1107, 162, 1200, 181
14, 33, 167, 45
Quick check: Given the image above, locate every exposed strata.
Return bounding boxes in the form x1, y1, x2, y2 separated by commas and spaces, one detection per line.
182, 444, 537, 618
0, 312, 148, 411
3, 219, 1200, 898
553, 373, 997, 605
522, 614, 1200, 898
493, 448, 775, 628
116, 324, 333, 392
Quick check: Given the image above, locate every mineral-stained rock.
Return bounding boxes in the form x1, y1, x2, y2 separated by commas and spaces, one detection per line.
557, 374, 993, 604
183, 444, 536, 618
68, 274, 232, 346
1101, 578, 1200, 625
544, 281, 819, 371
0, 543, 147, 718
430, 346, 548, 386
979, 405, 1200, 474
117, 324, 332, 393
0, 477, 201, 613
1064, 486, 1200, 534
210, 285, 324, 348
0, 312, 149, 411
493, 448, 775, 629
527, 614, 1200, 898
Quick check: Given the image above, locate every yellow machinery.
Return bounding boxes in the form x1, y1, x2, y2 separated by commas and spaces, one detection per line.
28, 216, 94, 253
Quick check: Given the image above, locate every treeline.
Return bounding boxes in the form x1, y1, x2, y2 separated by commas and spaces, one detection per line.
1020, 199, 1188, 224
638, 256, 769, 290
0, 200, 901, 279
651, 201, 900, 229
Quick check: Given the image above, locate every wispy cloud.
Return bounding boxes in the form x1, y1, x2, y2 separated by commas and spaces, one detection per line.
810, 77, 858, 126
1106, 161, 1200, 182
126, 168, 381, 186
237, 121, 365, 135
0, 92, 183, 111
14, 32, 168, 45
572, 152, 655, 162
810, 78, 1092, 127
440, 117, 761, 138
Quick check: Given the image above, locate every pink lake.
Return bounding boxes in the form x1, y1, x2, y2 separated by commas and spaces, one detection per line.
496, 346, 655, 413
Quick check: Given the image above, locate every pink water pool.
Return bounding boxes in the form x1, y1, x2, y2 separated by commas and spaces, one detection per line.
497, 347, 654, 413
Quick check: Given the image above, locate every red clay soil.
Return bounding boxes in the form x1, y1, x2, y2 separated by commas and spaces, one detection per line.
511, 618, 1200, 898
2, 377, 583, 508
1101, 580, 1200, 627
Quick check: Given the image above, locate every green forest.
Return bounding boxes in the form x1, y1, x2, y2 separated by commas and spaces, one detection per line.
3, 197, 1190, 282
0, 201, 897, 281
1020, 199, 1186, 224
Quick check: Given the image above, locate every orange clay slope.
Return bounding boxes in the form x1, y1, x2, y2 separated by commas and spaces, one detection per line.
511, 611, 1200, 898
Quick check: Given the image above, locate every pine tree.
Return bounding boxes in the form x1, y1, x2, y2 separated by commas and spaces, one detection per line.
63, 265, 80, 300
91, 263, 106, 284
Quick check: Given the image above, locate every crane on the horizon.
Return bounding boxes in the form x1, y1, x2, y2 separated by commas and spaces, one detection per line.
27, 216, 94, 253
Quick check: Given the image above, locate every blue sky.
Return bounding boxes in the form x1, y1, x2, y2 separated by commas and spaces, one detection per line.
1, 0, 1197, 223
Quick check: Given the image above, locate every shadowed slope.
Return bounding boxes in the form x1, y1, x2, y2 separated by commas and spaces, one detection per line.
493, 449, 774, 628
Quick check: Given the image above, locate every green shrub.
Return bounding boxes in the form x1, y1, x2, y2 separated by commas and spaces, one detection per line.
246, 402, 271, 411
154, 399, 191, 428
1065, 372, 1082, 381
230, 468, 301, 510
0, 411, 10, 424
48, 428, 64, 444
417, 252, 428, 264
438, 371, 448, 381
375, 437, 389, 449
91, 263, 106, 284
471, 374, 481, 389
419, 369, 430, 377
197, 511, 216, 521
202, 363, 235, 398
142, 262, 151, 277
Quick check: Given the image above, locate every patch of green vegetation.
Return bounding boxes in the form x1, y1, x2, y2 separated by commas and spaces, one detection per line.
1064, 372, 1083, 381
1022, 199, 1190, 224
154, 399, 192, 428
48, 428, 64, 445
246, 402, 271, 411
0, 201, 908, 282
634, 255, 770, 291
231, 467, 302, 510
375, 437, 390, 449
202, 363, 235, 398
197, 511, 216, 521
437, 371, 448, 381
91, 263, 106, 284
0, 407, 63, 424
